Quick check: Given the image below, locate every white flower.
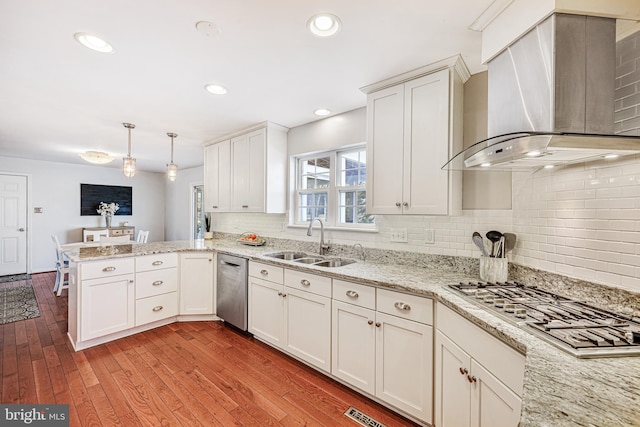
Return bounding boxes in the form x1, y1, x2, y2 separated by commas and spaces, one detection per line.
97, 202, 120, 216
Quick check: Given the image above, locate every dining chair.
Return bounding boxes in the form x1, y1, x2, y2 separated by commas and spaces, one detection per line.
51, 234, 69, 296
136, 230, 149, 243
83, 229, 109, 242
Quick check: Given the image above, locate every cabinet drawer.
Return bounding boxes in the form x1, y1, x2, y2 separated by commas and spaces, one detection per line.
135, 292, 178, 326
136, 253, 177, 272
332, 279, 375, 309
136, 268, 178, 299
81, 258, 135, 280
377, 288, 433, 325
285, 269, 332, 298
249, 261, 284, 284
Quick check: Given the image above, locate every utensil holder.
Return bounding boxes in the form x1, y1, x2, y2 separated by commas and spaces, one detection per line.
204, 232, 213, 240
479, 256, 508, 283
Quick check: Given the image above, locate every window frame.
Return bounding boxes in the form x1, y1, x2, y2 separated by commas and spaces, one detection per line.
292, 144, 375, 231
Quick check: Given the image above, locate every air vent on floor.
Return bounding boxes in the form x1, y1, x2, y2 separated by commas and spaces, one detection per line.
344, 406, 387, 427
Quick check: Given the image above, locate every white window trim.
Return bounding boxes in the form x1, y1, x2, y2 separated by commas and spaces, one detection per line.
291, 144, 376, 231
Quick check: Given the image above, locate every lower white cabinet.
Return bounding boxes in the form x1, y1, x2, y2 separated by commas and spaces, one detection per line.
435, 304, 524, 427
248, 262, 331, 372
179, 252, 215, 316
81, 273, 135, 341
332, 282, 433, 423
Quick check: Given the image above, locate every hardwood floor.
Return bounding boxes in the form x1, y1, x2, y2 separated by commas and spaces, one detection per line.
1, 272, 420, 426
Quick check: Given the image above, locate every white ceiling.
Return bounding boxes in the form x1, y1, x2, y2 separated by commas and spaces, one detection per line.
0, 0, 496, 173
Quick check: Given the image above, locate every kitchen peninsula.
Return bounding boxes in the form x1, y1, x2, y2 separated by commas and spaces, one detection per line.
64, 237, 640, 427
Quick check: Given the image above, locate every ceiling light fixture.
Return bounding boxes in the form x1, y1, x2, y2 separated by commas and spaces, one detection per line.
604, 154, 619, 159
204, 84, 227, 95
78, 151, 114, 164
544, 164, 555, 169
307, 13, 342, 37
122, 123, 136, 178
314, 108, 331, 116
167, 132, 178, 181
73, 32, 114, 53
481, 163, 491, 167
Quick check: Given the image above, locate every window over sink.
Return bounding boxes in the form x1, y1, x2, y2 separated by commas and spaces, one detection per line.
293, 145, 375, 229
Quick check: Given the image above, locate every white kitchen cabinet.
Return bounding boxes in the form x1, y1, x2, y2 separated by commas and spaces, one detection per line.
331, 281, 433, 423
204, 140, 231, 212
78, 258, 136, 341
435, 304, 524, 427
179, 252, 215, 316
204, 121, 288, 213
363, 57, 465, 215
248, 262, 331, 372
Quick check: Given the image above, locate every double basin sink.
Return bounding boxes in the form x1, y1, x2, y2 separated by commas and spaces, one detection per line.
264, 251, 356, 268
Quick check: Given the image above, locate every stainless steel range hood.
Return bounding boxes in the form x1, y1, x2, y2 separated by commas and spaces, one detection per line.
443, 13, 640, 171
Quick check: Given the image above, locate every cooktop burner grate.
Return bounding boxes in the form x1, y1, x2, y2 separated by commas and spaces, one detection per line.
448, 281, 640, 358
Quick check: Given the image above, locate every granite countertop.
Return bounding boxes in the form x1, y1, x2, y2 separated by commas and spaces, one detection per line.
64, 239, 640, 427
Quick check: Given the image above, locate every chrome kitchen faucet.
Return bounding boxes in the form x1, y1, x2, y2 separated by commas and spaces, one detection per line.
307, 217, 330, 255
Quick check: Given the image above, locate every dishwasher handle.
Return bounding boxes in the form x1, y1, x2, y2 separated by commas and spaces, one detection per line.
220, 260, 241, 268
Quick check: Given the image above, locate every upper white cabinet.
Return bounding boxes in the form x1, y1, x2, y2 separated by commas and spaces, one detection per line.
204, 122, 288, 213
204, 140, 231, 212
362, 56, 466, 215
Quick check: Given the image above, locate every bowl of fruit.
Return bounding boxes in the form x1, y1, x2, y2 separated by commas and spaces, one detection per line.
237, 232, 265, 246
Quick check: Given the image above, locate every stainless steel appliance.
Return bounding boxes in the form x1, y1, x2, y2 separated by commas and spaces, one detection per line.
449, 281, 640, 358
216, 253, 248, 331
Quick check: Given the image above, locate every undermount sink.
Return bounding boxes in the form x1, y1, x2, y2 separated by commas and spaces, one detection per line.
263, 252, 356, 268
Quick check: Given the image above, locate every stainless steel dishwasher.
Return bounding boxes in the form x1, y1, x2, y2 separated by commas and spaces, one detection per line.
216, 253, 248, 331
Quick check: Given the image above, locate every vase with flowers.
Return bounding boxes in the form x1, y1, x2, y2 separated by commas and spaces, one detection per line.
97, 202, 119, 228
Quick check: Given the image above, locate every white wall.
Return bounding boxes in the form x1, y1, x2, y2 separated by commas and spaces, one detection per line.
164, 165, 203, 241
0, 156, 165, 273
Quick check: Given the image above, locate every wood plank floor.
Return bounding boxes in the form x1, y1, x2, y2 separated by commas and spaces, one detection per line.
1, 272, 420, 426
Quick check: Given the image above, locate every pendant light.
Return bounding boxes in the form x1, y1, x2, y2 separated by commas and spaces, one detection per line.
167, 132, 178, 181
122, 123, 136, 178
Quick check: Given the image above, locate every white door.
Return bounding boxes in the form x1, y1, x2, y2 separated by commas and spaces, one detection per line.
435, 331, 472, 427
375, 311, 433, 423
470, 360, 522, 427
0, 174, 27, 276
248, 277, 285, 348
332, 300, 376, 394
80, 274, 135, 341
179, 253, 214, 315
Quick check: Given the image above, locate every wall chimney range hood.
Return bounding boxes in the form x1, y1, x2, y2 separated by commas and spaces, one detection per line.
443, 13, 640, 171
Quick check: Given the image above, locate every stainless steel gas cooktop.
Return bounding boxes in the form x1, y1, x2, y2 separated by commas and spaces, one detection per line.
449, 281, 640, 358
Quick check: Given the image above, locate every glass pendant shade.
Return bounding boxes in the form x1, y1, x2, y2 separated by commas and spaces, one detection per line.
167, 132, 178, 181
122, 123, 136, 178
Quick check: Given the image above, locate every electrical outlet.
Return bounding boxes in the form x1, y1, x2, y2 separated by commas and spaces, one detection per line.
390, 228, 408, 243
425, 229, 435, 244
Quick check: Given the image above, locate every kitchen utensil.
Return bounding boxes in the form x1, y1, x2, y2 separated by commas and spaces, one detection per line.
472, 232, 488, 256
486, 230, 503, 257
496, 236, 505, 258
504, 233, 517, 254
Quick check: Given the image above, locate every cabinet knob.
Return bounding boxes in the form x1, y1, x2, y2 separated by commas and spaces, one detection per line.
242, 205, 249, 208
152, 280, 163, 286
395, 202, 401, 207
459, 367, 468, 375
260, 269, 269, 276
152, 305, 164, 312
212, 206, 218, 209
375, 322, 381, 327
403, 202, 409, 207
467, 375, 477, 383
346, 290, 359, 299
394, 302, 411, 311
129, 280, 134, 284
300, 279, 311, 287
368, 320, 374, 325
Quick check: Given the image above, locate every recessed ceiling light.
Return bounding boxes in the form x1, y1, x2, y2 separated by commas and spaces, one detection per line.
307, 13, 342, 37
544, 164, 555, 169
481, 163, 491, 167
73, 32, 113, 53
195, 21, 221, 37
604, 154, 619, 159
314, 108, 331, 116
204, 84, 227, 95
526, 150, 541, 157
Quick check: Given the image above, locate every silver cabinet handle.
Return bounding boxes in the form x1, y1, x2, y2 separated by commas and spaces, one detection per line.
152, 261, 163, 266
102, 266, 116, 272
300, 279, 311, 287
18, 228, 25, 232
260, 269, 268, 276
346, 290, 359, 298
152, 305, 164, 312
394, 302, 411, 311
395, 202, 401, 207
242, 205, 249, 208
129, 280, 134, 284
403, 202, 409, 207
152, 280, 163, 286
212, 205, 218, 209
